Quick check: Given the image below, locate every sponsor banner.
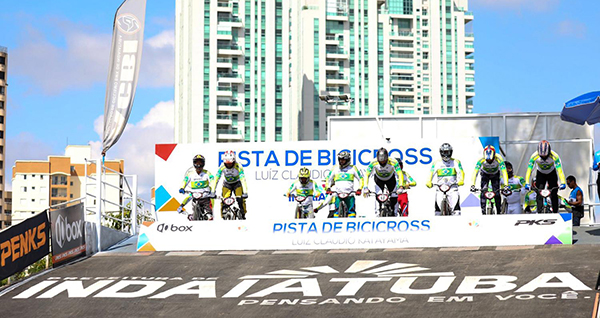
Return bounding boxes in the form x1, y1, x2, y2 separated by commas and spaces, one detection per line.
51, 203, 86, 266
0, 212, 50, 280
137, 213, 572, 251
102, 0, 146, 154
155, 139, 495, 222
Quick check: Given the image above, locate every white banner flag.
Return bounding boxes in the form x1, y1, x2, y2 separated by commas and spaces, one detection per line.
102, 0, 147, 155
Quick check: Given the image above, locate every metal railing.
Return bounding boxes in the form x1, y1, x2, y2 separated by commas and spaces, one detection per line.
218, 45, 241, 50
391, 87, 414, 92
390, 42, 414, 48
84, 159, 156, 252
326, 49, 347, 55
391, 75, 414, 81
326, 11, 348, 17
390, 31, 413, 37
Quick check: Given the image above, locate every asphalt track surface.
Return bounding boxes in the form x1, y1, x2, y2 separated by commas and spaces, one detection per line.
1, 244, 600, 317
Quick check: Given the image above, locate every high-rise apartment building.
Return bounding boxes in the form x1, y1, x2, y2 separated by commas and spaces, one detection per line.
175, 0, 474, 143
11, 145, 124, 225
0, 46, 7, 227
176, 0, 292, 143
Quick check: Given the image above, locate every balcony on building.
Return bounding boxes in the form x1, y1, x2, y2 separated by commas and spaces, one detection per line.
391, 74, 415, 84
390, 63, 414, 74
325, 73, 349, 85
216, 58, 233, 69
464, 11, 474, 21
390, 52, 414, 63
324, 102, 351, 113
326, 47, 349, 59
325, 34, 343, 46
217, 44, 243, 56
216, 1, 233, 13
465, 53, 474, 62
389, 30, 414, 39
215, 113, 233, 126
465, 42, 474, 53
218, 14, 243, 28
217, 72, 243, 84
217, 101, 243, 112
216, 85, 234, 97
391, 85, 415, 96
216, 29, 233, 41
465, 63, 475, 75
326, 10, 348, 22
217, 128, 244, 141
325, 86, 346, 96
390, 41, 414, 52
465, 32, 474, 40
466, 85, 475, 97
324, 60, 344, 72
393, 97, 415, 107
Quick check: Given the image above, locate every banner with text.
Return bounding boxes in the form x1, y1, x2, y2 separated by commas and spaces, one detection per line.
0, 212, 49, 280
137, 213, 572, 251
155, 139, 491, 222
102, 0, 147, 155
51, 203, 86, 266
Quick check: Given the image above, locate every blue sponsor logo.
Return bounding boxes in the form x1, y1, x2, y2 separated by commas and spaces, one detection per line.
219, 148, 433, 167
272, 220, 431, 234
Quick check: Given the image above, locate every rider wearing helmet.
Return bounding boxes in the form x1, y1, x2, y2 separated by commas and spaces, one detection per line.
396, 158, 416, 217
213, 150, 249, 219
177, 154, 215, 220
426, 143, 465, 215
504, 161, 526, 214
325, 150, 364, 218
363, 148, 404, 217
470, 145, 509, 215
525, 140, 566, 214
286, 167, 325, 219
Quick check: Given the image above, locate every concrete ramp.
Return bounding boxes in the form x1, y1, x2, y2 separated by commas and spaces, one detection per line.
1, 245, 599, 317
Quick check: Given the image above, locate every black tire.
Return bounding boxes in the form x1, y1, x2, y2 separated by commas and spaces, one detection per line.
192, 202, 202, 221
340, 201, 348, 218
441, 198, 450, 216
383, 201, 394, 217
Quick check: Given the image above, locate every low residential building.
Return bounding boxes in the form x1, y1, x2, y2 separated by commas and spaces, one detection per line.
11, 145, 124, 224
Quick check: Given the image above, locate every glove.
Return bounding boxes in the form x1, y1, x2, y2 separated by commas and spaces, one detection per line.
179, 188, 185, 194
426, 181, 433, 189
326, 189, 332, 195
177, 206, 184, 214
314, 208, 319, 214
470, 185, 476, 192
525, 184, 530, 191
503, 186, 511, 192
356, 189, 362, 196
559, 184, 566, 190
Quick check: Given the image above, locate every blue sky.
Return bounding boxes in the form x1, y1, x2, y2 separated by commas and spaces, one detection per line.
0, 0, 598, 194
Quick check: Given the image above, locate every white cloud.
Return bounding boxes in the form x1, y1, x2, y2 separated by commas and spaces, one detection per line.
471, 0, 560, 12
555, 20, 587, 39
91, 100, 175, 198
10, 19, 174, 95
5, 132, 55, 191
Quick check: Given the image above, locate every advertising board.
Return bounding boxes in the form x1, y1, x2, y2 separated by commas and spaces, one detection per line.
155, 138, 499, 222
137, 213, 572, 251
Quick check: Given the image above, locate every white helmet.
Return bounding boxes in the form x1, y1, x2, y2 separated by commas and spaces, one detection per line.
223, 150, 236, 165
